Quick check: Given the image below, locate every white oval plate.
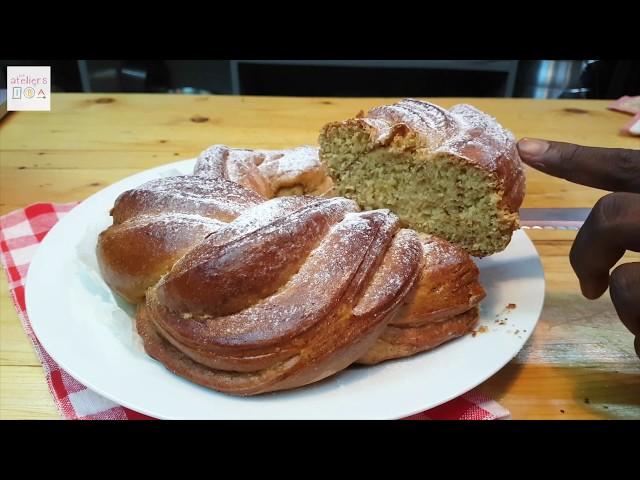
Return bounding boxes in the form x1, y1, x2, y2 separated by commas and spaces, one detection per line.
26, 159, 544, 419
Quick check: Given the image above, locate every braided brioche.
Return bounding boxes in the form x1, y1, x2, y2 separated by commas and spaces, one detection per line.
97, 131, 488, 395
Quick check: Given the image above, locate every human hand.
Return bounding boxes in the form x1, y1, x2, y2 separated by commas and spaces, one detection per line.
517, 139, 640, 357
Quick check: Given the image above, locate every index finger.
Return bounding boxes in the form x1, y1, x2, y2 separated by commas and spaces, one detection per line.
517, 139, 640, 193
569, 192, 640, 299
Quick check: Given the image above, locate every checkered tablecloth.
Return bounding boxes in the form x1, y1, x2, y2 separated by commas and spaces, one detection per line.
0, 202, 510, 420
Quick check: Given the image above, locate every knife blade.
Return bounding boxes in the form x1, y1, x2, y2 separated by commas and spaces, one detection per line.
519, 208, 591, 230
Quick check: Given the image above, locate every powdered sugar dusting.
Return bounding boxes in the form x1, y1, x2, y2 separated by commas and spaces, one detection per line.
421, 234, 463, 266
201, 197, 359, 254
369, 99, 457, 147
193, 145, 230, 178
196, 211, 384, 345
111, 213, 225, 247
362, 98, 522, 176
152, 196, 363, 319
443, 103, 513, 167
258, 146, 321, 177
113, 175, 264, 223
224, 197, 317, 237
117, 213, 225, 232
354, 228, 422, 317
194, 145, 325, 198
137, 175, 259, 207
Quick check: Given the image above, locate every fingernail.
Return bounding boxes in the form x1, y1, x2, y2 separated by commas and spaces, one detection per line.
517, 138, 550, 158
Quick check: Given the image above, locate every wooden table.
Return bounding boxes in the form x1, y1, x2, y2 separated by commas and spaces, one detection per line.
1, 94, 639, 419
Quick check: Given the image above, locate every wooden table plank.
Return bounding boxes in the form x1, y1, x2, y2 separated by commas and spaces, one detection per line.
2, 95, 637, 152
1, 94, 639, 420
0, 366, 60, 419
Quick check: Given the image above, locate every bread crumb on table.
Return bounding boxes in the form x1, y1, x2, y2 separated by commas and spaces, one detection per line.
472, 325, 489, 337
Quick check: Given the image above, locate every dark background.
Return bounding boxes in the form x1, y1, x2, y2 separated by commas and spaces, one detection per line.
1, 60, 639, 99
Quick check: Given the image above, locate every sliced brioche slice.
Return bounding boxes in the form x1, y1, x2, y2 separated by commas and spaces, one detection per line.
319, 98, 525, 256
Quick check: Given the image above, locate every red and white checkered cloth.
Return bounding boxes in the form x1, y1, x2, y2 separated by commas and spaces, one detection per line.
0, 202, 511, 420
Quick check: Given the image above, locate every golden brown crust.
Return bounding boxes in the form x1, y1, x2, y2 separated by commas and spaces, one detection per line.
153, 198, 358, 318
96, 214, 224, 303
97, 174, 263, 303
97, 142, 486, 395
137, 302, 390, 396
356, 307, 480, 365
111, 175, 264, 224
391, 234, 485, 327
137, 225, 424, 396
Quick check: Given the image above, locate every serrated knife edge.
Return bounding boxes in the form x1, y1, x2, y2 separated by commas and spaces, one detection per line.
519, 208, 591, 230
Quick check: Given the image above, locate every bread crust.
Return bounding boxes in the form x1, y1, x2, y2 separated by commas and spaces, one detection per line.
97, 142, 485, 395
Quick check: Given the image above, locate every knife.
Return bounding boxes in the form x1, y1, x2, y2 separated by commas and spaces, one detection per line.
519, 208, 590, 230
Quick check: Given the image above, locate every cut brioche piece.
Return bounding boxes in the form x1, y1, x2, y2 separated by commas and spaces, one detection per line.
319, 98, 525, 256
